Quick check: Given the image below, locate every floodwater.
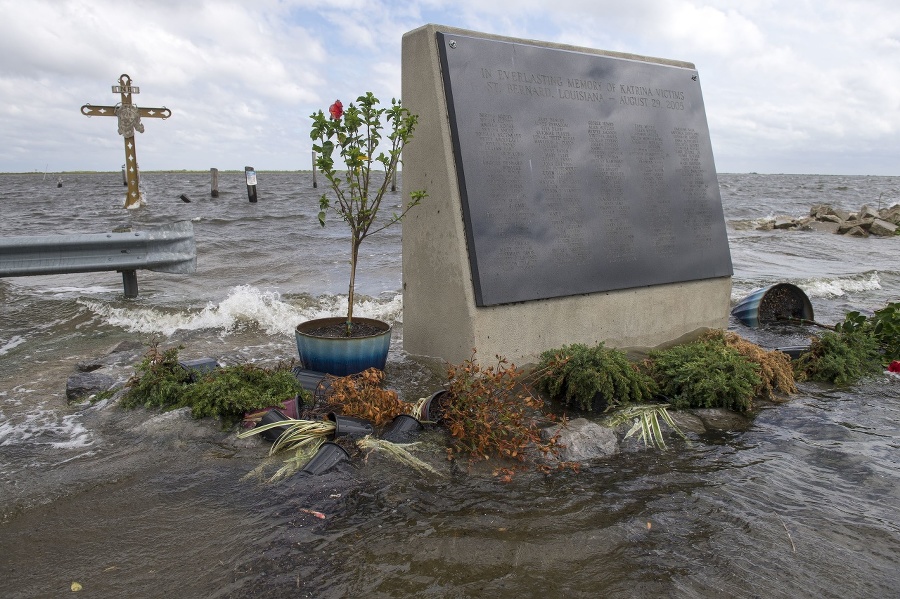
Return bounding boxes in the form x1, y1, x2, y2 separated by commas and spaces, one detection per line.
1, 172, 899, 598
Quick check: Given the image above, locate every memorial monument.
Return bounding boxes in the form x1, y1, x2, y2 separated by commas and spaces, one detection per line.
401, 25, 733, 365
81, 74, 172, 208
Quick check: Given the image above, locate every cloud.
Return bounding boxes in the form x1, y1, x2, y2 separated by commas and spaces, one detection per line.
0, 0, 898, 174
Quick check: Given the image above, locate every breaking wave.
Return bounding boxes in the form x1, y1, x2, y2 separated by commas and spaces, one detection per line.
79, 285, 404, 338
800, 271, 882, 298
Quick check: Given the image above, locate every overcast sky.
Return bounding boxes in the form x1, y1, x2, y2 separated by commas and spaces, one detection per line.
1, 0, 898, 175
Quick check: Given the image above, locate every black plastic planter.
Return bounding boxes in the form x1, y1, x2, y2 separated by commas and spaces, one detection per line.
257, 408, 292, 442
300, 441, 350, 475
422, 390, 448, 423
327, 413, 374, 439
380, 414, 424, 444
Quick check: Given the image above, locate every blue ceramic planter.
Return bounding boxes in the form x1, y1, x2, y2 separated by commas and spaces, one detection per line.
295, 317, 392, 376
731, 283, 814, 328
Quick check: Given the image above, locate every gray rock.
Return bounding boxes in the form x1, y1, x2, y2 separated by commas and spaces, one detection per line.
691, 409, 753, 431
844, 225, 869, 237
831, 208, 852, 221
773, 216, 797, 229
879, 204, 900, 225
859, 204, 880, 220
667, 410, 707, 435
809, 203, 832, 218
803, 221, 841, 234
869, 219, 897, 237
66, 371, 117, 402
839, 219, 873, 234
541, 418, 618, 462
819, 214, 843, 224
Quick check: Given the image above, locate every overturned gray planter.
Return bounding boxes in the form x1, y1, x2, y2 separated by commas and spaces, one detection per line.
731, 283, 814, 328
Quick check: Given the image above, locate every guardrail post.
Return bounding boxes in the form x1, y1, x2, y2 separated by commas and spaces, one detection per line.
121, 270, 139, 297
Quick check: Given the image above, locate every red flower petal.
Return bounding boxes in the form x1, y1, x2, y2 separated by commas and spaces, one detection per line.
328, 100, 343, 120
889, 360, 900, 373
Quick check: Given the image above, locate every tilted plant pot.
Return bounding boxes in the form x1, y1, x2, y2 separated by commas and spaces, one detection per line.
380, 413, 424, 444
257, 408, 292, 443
327, 413, 375, 439
300, 441, 350, 476
731, 283, 814, 328
295, 317, 392, 376
421, 390, 449, 423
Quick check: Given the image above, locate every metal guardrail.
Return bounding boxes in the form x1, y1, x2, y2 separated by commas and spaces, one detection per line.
0, 221, 196, 297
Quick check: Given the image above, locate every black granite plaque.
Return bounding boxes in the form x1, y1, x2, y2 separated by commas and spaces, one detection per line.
437, 32, 733, 307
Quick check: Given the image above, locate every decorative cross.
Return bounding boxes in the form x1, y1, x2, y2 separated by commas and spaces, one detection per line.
81, 74, 172, 208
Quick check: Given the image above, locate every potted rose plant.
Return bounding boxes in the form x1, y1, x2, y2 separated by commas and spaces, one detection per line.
296, 92, 426, 376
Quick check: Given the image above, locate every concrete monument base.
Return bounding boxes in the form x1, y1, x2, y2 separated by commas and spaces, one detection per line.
401, 24, 732, 366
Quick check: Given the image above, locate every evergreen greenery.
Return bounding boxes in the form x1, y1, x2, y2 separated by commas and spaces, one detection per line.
122, 345, 307, 425
182, 364, 305, 423
537, 343, 657, 412
121, 346, 193, 410
716, 331, 798, 399
793, 329, 883, 385
836, 301, 900, 364
648, 337, 761, 412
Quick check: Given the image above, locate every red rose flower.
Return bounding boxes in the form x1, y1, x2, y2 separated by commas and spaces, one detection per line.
329, 100, 343, 120
889, 360, 900, 373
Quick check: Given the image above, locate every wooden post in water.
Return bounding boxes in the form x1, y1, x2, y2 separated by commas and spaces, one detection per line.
210, 168, 219, 198
312, 150, 317, 189
391, 169, 397, 192
121, 164, 127, 186
245, 166, 258, 203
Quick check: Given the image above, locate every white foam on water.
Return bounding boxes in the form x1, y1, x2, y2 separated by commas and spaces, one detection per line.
0, 408, 94, 449
40, 285, 121, 295
0, 335, 27, 356
801, 272, 882, 298
80, 285, 404, 338
731, 272, 884, 304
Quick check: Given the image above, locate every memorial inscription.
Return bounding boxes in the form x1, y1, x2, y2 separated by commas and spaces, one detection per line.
438, 32, 732, 306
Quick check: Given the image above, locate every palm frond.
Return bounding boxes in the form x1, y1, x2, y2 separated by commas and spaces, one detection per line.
357, 436, 442, 476
605, 404, 689, 450
237, 418, 336, 455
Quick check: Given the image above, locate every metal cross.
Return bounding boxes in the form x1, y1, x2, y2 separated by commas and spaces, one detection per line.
81, 74, 172, 208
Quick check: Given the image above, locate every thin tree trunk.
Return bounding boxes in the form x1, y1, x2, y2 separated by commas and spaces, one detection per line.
346, 238, 361, 336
